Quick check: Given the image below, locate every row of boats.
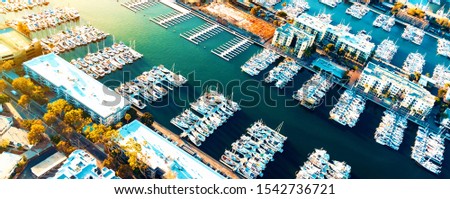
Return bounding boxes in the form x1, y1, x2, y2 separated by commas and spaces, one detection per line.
374, 39, 398, 63
437, 38, 450, 58
295, 149, 351, 179
264, 59, 301, 89
241, 49, 280, 76
319, 0, 341, 8
346, 3, 370, 19
220, 121, 287, 179
115, 65, 188, 109
401, 25, 424, 45
70, 42, 143, 79
41, 25, 110, 55
329, 90, 366, 128
402, 52, 425, 74
172, 90, 241, 146
431, 64, 450, 88
411, 127, 445, 174
6, 7, 80, 32
293, 72, 334, 110
279, 0, 309, 18
374, 110, 407, 151
372, 14, 395, 32
0, 0, 49, 14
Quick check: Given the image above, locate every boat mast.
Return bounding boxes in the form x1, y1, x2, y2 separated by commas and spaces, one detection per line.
275, 121, 284, 133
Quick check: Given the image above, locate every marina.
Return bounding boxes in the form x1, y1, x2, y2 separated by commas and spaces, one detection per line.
345, 3, 369, 19
211, 37, 253, 61
172, 89, 240, 147
241, 49, 280, 76
265, 59, 301, 89
437, 38, 450, 58
0, 0, 49, 14
293, 72, 334, 110
295, 149, 351, 179
220, 121, 287, 179
121, 0, 159, 13
70, 42, 143, 79
115, 65, 187, 109
374, 39, 398, 63
279, 0, 310, 18
150, 10, 194, 29
402, 52, 426, 75
372, 14, 395, 32
401, 25, 425, 45
180, 23, 223, 45
374, 110, 407, 151
318, 0, 340, 8
329, 90, 366, 128
40, 25, 109, 54
5, 7, 79, 32
411, 127, 446, 175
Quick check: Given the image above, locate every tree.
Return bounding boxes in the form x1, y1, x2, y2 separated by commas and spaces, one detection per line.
276, 11, 288, 19
28, 123, 46, 145
0, 79, 7, 92
12, 77, 34, 95
0, 60, 14, 73
273, 20, 279, 26
140, 112, 154, 126
47, 99, 73, 117
0, 139, 9, 149
16, 21, 31, 37
125, 113, 132, 124
64, 109, 91, 132
260, 12, 266, 18
250, 6, 261, 16
56, 141, 76, 156
43, 112, 57, 126
122, 138, 149, 177
19, 119, 42, 131
325, 44, 335, 52
85, 123, 120, 152
117, 164, 134, 179
282, 2, 287, 7
0, 94, 10, 104
163, 169, 178, 179
18, 94, 30, 109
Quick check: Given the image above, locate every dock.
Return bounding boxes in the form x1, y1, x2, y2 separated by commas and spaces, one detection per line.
145, 115, 240, 179
211, 37, 253, 61
180, 23, 223, 45
150, 11, 194, 29
121, 0, 160, 13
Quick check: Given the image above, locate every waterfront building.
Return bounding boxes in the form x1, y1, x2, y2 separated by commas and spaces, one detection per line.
335, 33, 375, 64
432, 64, 450, 88
294, 13, 330, 43
356, 62, 435, 120
0, 25, 42, 70
0, 152, 22, 179
0, 115, 32, 149
118, 120, 225, 179
272, 23, 315, 58
440, 108, 450, 129
23, 53, 130, 126
52, 150, 119, 179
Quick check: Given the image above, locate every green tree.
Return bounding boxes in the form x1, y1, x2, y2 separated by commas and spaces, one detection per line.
28, 123, 46, 145
140, 112, 154, 126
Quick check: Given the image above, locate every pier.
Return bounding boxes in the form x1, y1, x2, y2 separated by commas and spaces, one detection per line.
150, 11, 194, 29
211, 37, 252, 61
121, 0, 160, 13
180, 23, 223, 45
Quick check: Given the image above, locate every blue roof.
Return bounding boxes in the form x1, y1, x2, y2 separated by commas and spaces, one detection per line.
311, 58, 347, 78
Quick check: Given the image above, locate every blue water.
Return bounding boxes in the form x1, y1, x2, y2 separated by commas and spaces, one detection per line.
42, 0, 450, 179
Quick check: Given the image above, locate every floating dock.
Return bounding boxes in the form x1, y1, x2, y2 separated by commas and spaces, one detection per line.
150, 10, 193, 29
211, 37, 253, 61
121, 0, 160, 13
180, 23, 223, 45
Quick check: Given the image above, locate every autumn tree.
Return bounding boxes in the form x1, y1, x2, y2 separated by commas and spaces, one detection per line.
28, 123, 46, 145
0, 94, 9, 104
18, 94, 30, 109
43, 112, 57, 126
140, 112, 154, 126
85, 123, 120, 153
56, 141, 76, 156
163, 169, 178, 179
117, 164, 134, 179
0, 79, 7, 92
0, 139, 9, 150
125, 113, 132, 124
47, 99, 73, 117
64, 109, 91, 133
12, 77, 34, 95
0, 60, 14, 73
19, 119, 42, 131
122, 138, 149, 177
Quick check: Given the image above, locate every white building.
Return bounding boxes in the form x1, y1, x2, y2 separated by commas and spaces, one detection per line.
272, 23, 315, 58
0, 152, 22, 179
335, 33, 375, 63
294, 13, 330, 42
23, 53, 130, 126
0, 115, 31, 149
357, 62, 435, 119
52, 150, 119, 179
118, 120, 225, 179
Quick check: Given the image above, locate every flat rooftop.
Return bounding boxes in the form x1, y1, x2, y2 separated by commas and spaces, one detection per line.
0, 152, 22, 179
31, 152, 67, 178
296, 13, 329, 32
118, 120, 224, 179
312, 58, 347, 79
23, 53, 129, 119
0, 27, 32, 57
